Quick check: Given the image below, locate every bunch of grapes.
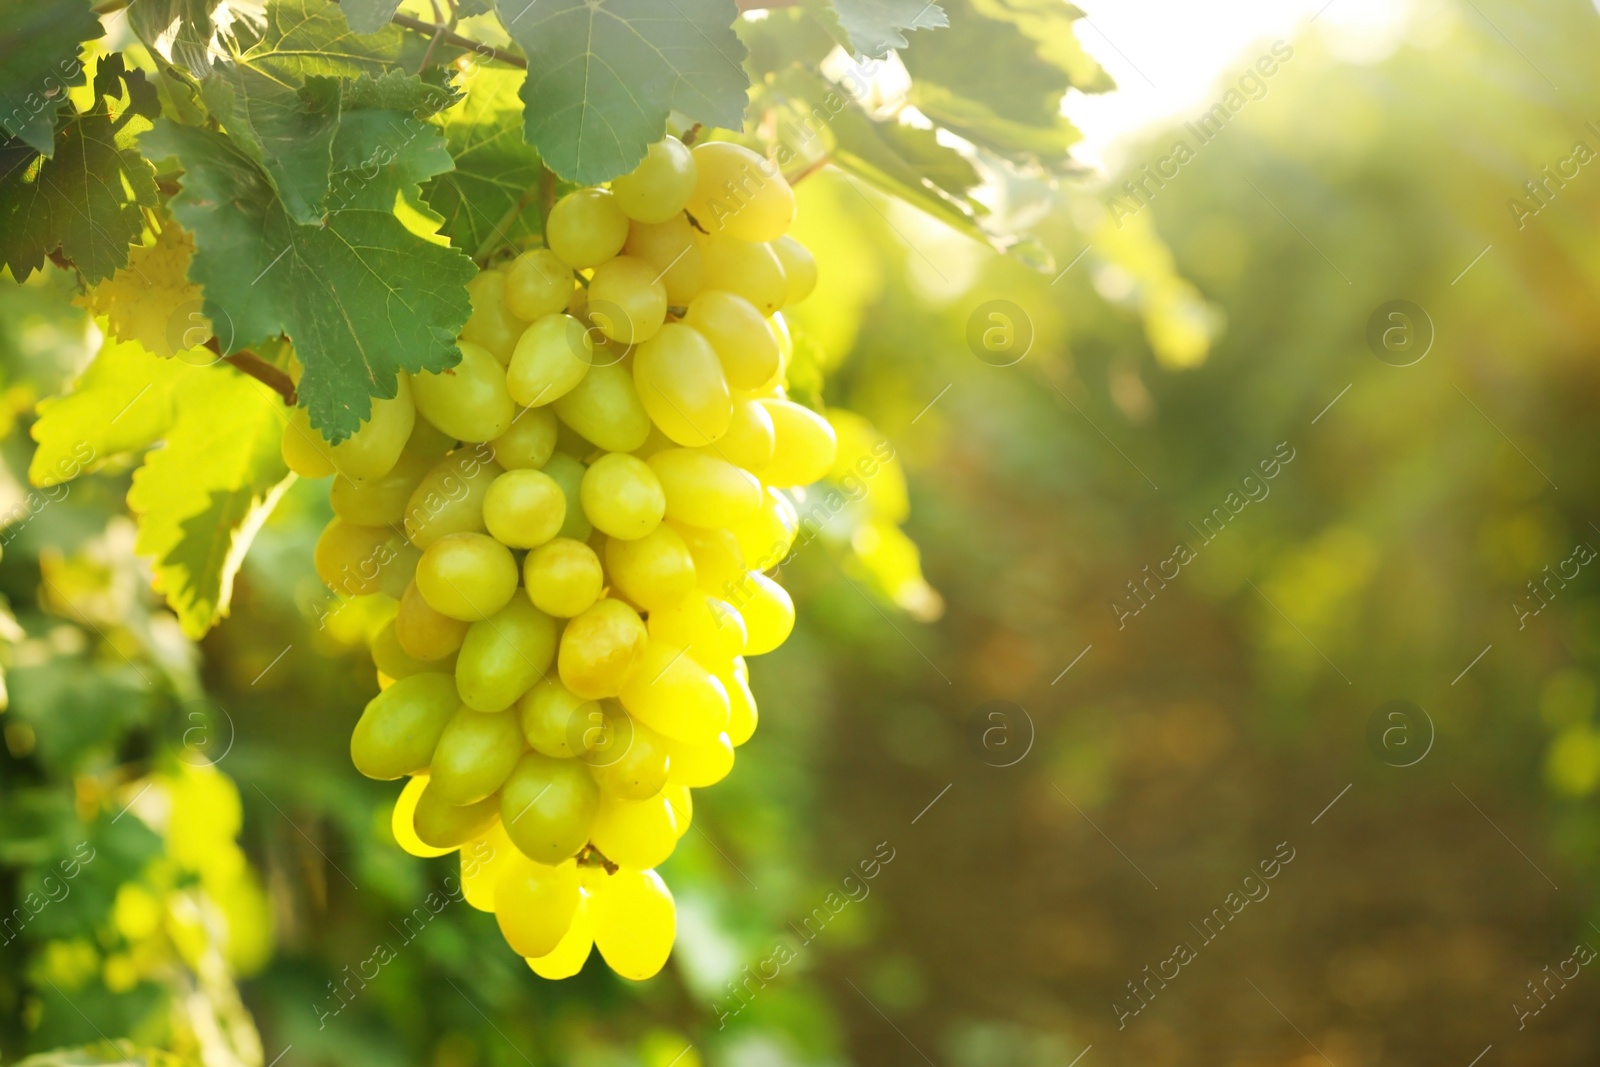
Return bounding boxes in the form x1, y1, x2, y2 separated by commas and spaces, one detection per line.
285, 136, 833, 981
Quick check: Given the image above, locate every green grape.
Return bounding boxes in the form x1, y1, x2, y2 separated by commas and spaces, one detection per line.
671, 521, 747, 594
647, 590, 746, 669
507, 313, 592, 408
504, 249, 576, 322
700, 236, 787, 315
580, 453, 665, 540
392, 774, 453, 858
605, 525, 696, 612
591, 868, 675, 980
587, 256, 668, 344
315, 519, 404, 598
633, 323, 732, 446
461, 822, 518, 912
405, 415, 458, 460
526, 890, 594, 978
717, 398, 776, 471
552, 362, 652, 453
588, 708, 671, 800
413, 341, 515, 443
664, 731, 735, 788
377, 541, 422, 601
331, 450, 430, 526
682, 290, 780, 391
736, 571, 794, 655
395, 579, 470, 661
647, 448, 762, 527
624, 215, 705, 305
329, 374, 417, 480
721, 658, 758, 746
490, 408, 559, 470
483, 469, 567, 549
456, 597, 558, 712
557, 598, 648, 699
523, 538, 604, 618
756, 399, 838, 487
685, 141, 795, 243
413, 781, 500, 849
403, 449, 502, 549
664, 784, 692, 837
430, 706, 526, 804
372, 618, 452, 680
771, 235, 817, 304
729, 486, 799, 571
500, 752, 599, 864
415, 532, 519, 621
350, 673, 458, 779
461, 270, 527, 364
495, 855, 581, 957
539, 453, 594, 541
546, 188, 629, 269
589, 792, 679, 871
282, 406, 337, 478
619, 640, 730, 744
611, 136, 696, 223
519, 678, 598, 758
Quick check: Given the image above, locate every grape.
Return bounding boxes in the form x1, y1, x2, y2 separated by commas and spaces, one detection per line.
413, 780, 500, 849
682, 290, 780, 390
430, 706, 525, 804
413, 341, 515, 443
586, 256, 668, 344
495, 855, 581, 957
771, 235, 817, 304
580, 453, 665, 540
519, 679, 598, 758
507, 314, 592, 408
282, 407, 339, 479
633, 323, 733, 446
537, 453, 593, 541
588, 792, 679, 871
647, 590, 746, 669
557, 598, 648, 699
461, 270, 527, 364
483, 469, 567, 549
455, 597, 558, 712
685, 141, 794, 243
591, 869, 677, 981
405, 415, 458, 460
672, 522, 747, 594
624, 215, 705, 305
721, 658, 758, 746
331, 450, 430, 526
372, 619, 451, 680
350, 672, 458, 780
404, 450, 503, 549
729, 486, 799, 571
500, 752, 599, 863
415, 532, 519, 621
604, 525, 696, 612
504, 249, 576, 322
392, 774, 454, 858
700, 236, 787, 315
735, 571, 795, 655
526, 891, 594, 978
315, 519, 404, 598
664, 785, 693, 837
546, 188, 629, 268
395, 579, 469, 661
461, 822, 518, 912
489, 408, 558, 470
647, 448, 762, 527
611, 136, 696, 223
756, 399, 838, 486
664, 731, 735, 788
523, 538, 603, 618
587, 709, 671, 799
552, 362, 651, 453
328, 375, 416, 480
618, 640, 730, 744
717, 399, 777, 471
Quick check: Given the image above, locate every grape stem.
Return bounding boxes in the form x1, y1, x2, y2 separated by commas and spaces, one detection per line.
206, 340, 298, 406
384, 11, 528, 69
576, 845, 618, 874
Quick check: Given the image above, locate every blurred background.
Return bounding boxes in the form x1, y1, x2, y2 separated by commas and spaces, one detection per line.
4, 0, 1600, 1064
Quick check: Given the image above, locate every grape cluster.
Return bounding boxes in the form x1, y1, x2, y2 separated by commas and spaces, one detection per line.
284, 136, 832, 981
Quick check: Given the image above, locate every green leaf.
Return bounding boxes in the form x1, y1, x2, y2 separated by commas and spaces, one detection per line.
0, 54, 160, 283
342, 0, 405, 34
497, 0, 750, 184
142, 115, 475, 441
967, 0, 1113, 94
424, 65, 544, 255
127, 0, 228, 78
15, 1042, 192, 1067
806, 0, 948, 58
0, 0, 102, 155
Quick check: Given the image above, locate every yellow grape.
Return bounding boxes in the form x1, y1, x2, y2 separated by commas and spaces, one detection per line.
489, 407, 559, 469
685, 141, 794, 243
736, 571, 794, 655
722, 658, 758, 746
557, 598, 648, 699
523, 538, 603, 617
547, 188, 629, 268
664, 784, 692, 837
619, 640, 730, 744
415, 532, 519, 621
729, 486, 799, 571
413, 781, 500, 849
315, 519, 404, 598
526, 891, 594, 978
633, 323, 732, 446
483, 469, 567, 549
282, 407, 338, 478
647, 590, 746, 669
395, 579, 469, 661
647, 448, 762, 527
588, 792, 679, 871
605, 525, 696, 612
580, 453, 665, 540
538, 453, 594, 541
716, 399, 776, 471
586, 256, 668, 345
331, 450, 430, 526
591, 870, 676, 980
507, 313, 592, 408
700, 236, 787, 315
349, 672, 458, 779
391, 773, 453, 858
772, 235, 817, 304
624, 215, 705, 305
500, 752, 599, 863
460, 822, 518, 912
757, 399, 838, 487
671, 522, 747, 594
328, 375, 416, 480
461, 270, 527, 365
682, 290, 780, 391
587, 709, 671, 800
664, 732, 735, 788
495, 855, 581, 957
553, 362, 651, 453
519, 678, 598, 758
455, 597, 558, 712
371, 619, 451, 680
405, 415, 457, 460
504, 249, 576, 322
611, 136, 696, 223
430, 706, 525, 804
403, 449, 502, 549
413, 342, 515, 443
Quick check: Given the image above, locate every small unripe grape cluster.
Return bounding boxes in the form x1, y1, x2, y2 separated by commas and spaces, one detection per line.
285, 136, 832, 981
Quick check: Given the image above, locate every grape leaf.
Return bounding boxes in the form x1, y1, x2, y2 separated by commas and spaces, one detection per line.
0, 0, 102, 156
806, 0, 948, 58
127, 0, 229, 78
142, 111, 475, 441
424, 66, 544, 255
497, 0, 750, 184
967, 0, 1113, 94
0, 54, 160, 283
341, 0, 405, 34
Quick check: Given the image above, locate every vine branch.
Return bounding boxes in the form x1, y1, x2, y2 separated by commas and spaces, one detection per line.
387, 12, 527, 69
207, 340, 297, 405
